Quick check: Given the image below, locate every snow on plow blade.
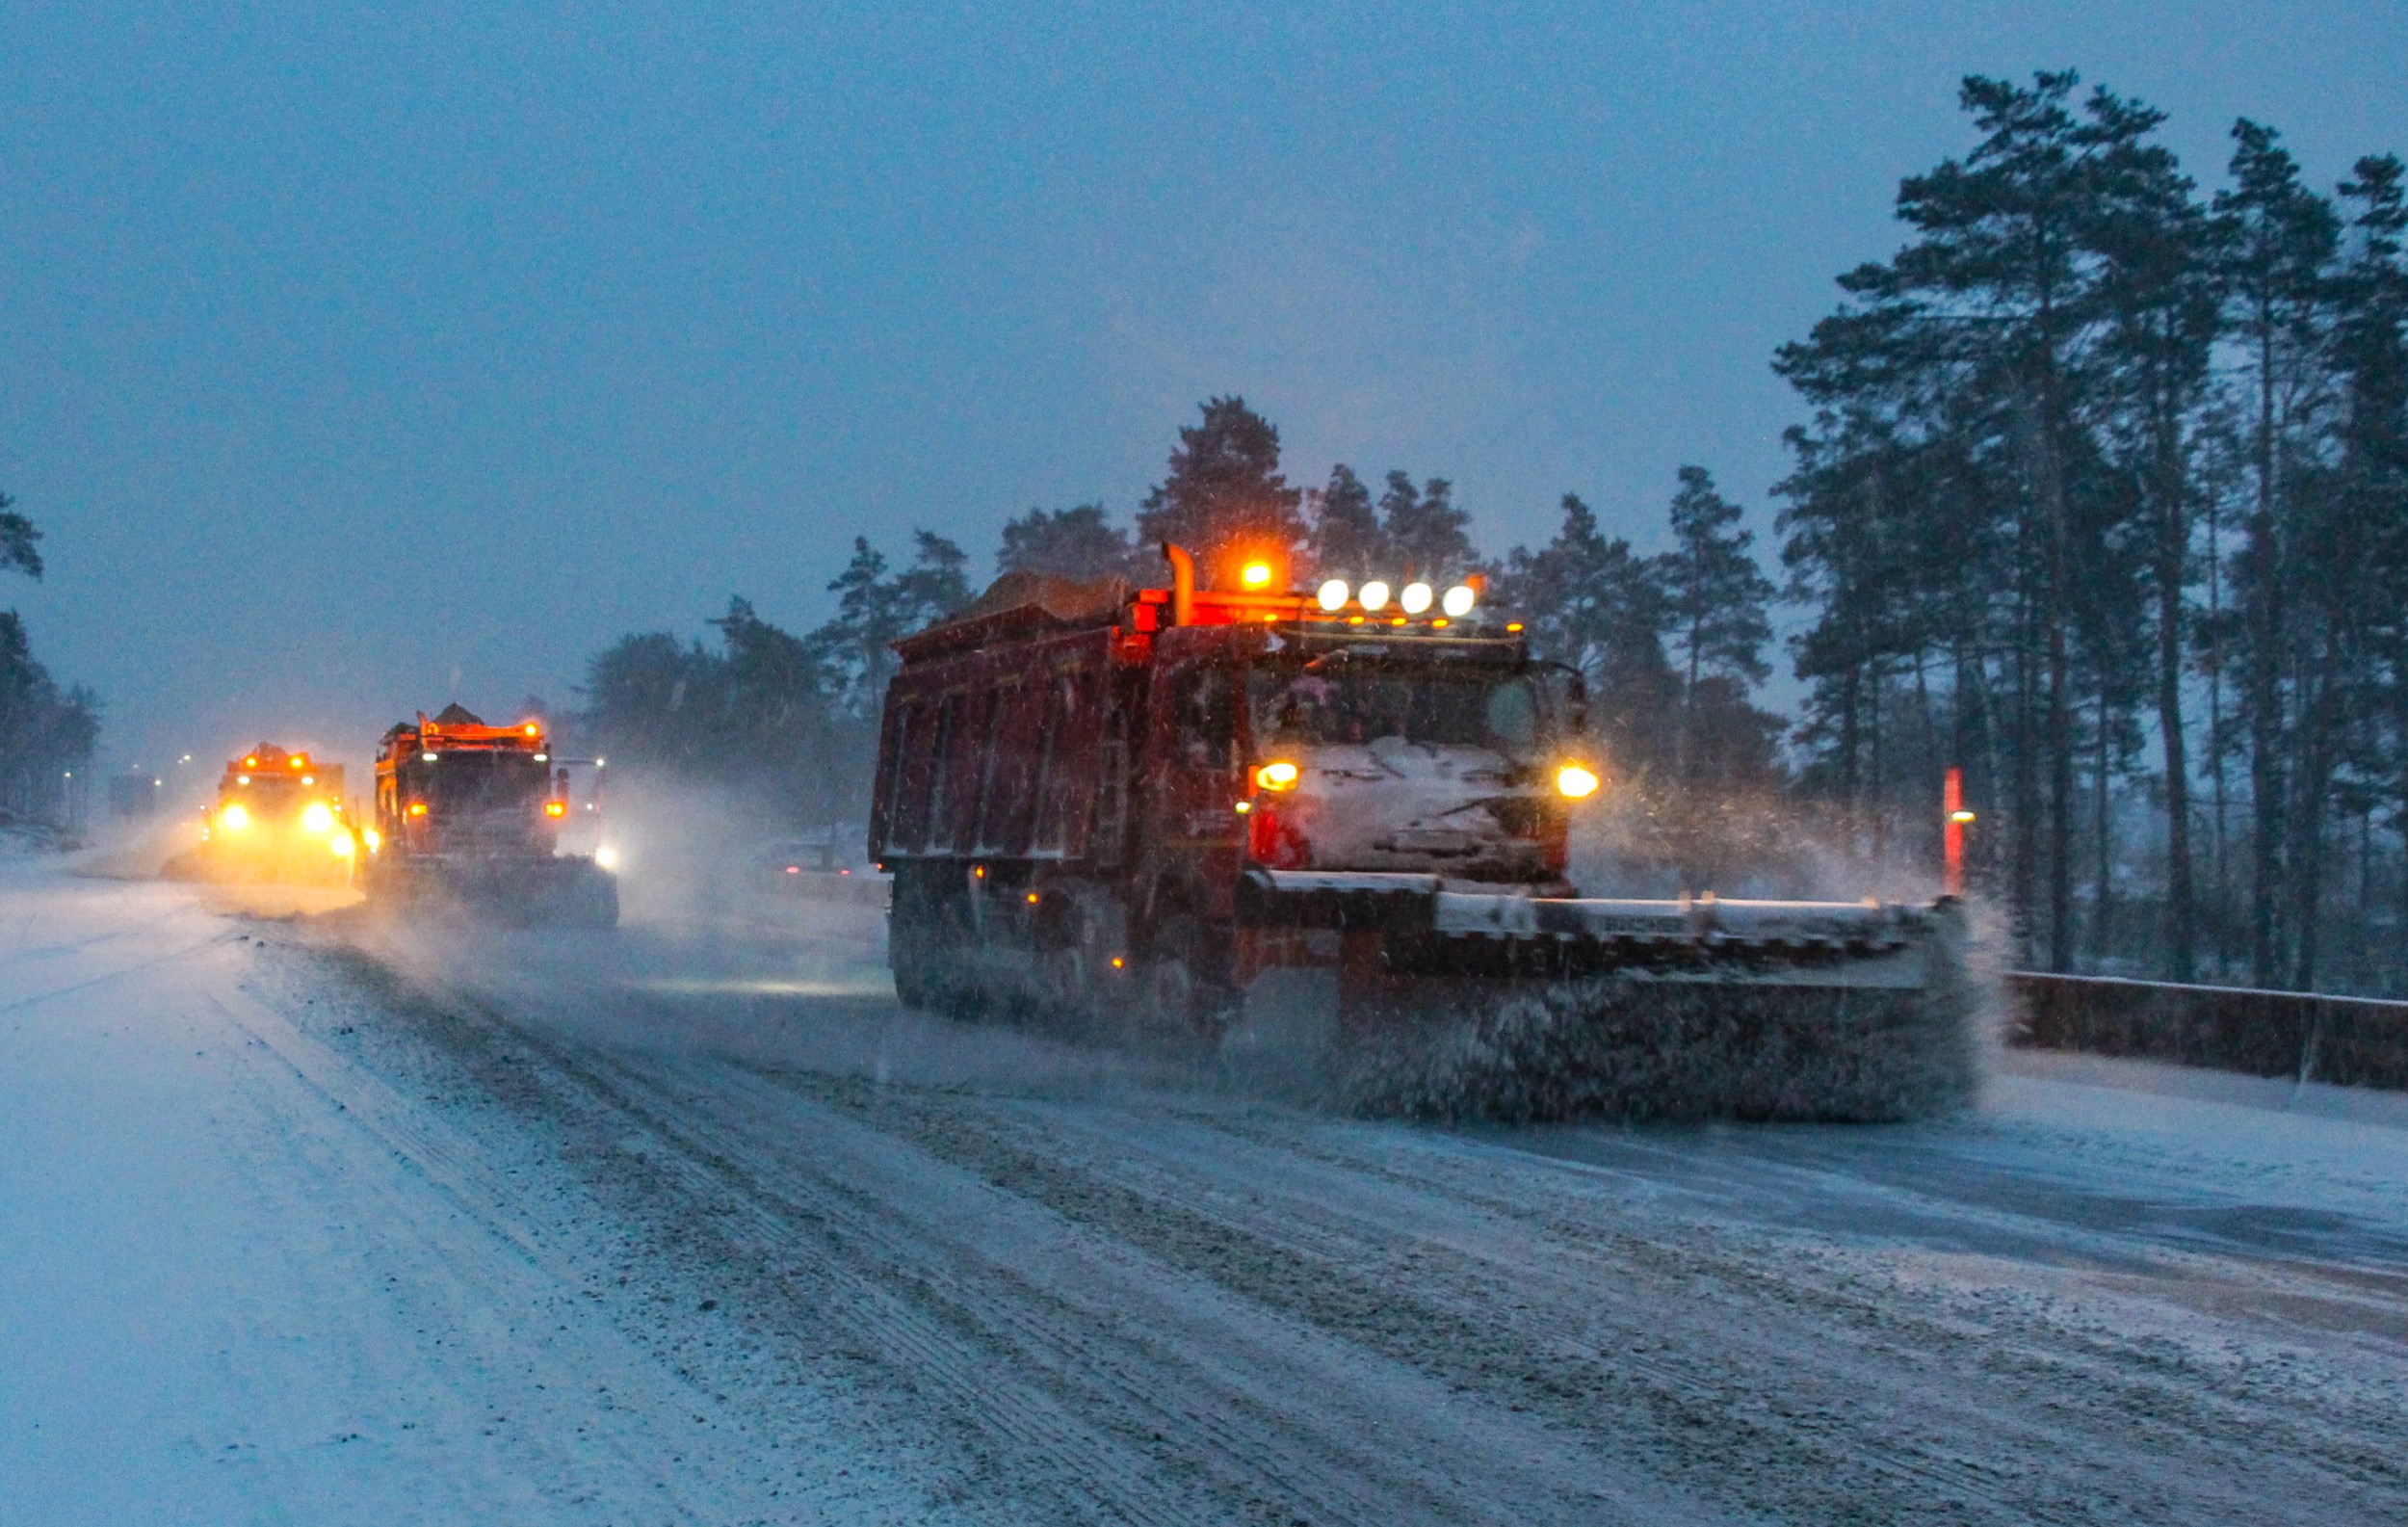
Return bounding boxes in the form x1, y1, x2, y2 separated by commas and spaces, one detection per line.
367, 855, 619, 930
1238, 871, 1976, 1124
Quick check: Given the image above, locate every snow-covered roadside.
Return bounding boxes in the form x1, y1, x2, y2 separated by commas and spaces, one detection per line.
9, 853, 2408, 1525
0, 866, 944, 1526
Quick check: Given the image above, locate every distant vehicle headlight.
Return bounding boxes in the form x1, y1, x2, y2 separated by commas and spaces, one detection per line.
1254, 759, 1301, 792
219, 803, 250, 831
1556, 764, 1601, 800
301, 802, 334, 833
595, 846, 620, 871
328, 833, 354, 858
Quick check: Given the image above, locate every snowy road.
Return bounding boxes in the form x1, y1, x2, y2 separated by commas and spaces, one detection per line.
4, 860, 2405, 1524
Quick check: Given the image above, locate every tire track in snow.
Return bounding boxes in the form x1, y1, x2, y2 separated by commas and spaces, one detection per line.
767, 1078, 2408, 1525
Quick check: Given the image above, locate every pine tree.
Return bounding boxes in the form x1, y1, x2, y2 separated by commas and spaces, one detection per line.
0, 490, 40, 580
1659, 466, 1780, 805
810, 532, 970, 718
996, 505, 1139, 581
1662, 466, 1775, 692
2212, 119, 2342, 985
1133, 397, 1306, 589
2091, 114, 2219, 978
2307, 154, 2408, 986
1777, 71, 2172, 969
1306, 465, 1387, 579
1492, 494, 1677, 771
1377, 472, 1478, 580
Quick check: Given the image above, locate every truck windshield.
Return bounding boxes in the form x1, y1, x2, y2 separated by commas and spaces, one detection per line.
1248, 662, 1542, 759
413, 753, 546, 813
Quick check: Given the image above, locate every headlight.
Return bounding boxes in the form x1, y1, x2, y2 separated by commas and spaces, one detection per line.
1443, 584, 1477, 618
1556, 764, 1601, 800
301, 802, 334, 833
1358, 580, 1391, 612
1317, 579, 1350, 612
594, 846, 620, 871
1400, 582, 1434, 615
361, 829, 381, 853
1254, 760, 1300, 792
328, 833, 354, 858
219, 803, 250, 831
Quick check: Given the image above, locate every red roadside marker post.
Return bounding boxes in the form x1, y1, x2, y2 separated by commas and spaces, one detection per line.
1943, 767, 1972, 897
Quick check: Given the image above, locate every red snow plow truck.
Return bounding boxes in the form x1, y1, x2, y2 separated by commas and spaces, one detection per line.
870, 548, 1971, 1121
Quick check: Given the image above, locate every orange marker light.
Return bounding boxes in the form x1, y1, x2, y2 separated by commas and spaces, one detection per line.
1254, 759, 1300, 792
543, 800, 567, 818
406, 802, 428, 817
1505, 622, 1524, 632
1026, 891, 1040, 905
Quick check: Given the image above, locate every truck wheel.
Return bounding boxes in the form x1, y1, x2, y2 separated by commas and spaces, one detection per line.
888, 866, 954, 1011
893, 940, 942, 1009
1142, 914, 1236, 1041
1037, 944, 1093, 1032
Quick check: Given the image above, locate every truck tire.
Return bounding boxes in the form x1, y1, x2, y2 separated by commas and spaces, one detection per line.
1142, 913, 1238, 1041
888, 864, 951, 1011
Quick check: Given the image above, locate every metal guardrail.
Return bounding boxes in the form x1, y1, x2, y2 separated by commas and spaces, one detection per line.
2005, 970, 2408, 1091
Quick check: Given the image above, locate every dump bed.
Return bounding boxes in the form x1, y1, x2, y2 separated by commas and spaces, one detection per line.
872, 624, 1122, 865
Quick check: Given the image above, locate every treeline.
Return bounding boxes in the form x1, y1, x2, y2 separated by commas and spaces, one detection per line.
581, 398, 1788, 887
0, 494, 98, 827
579, 536, 969, 830
582, 70, 2407, 996
1775, 72, 2406, 992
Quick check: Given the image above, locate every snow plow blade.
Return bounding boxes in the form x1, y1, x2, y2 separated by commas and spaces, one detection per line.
1235, 872, 1975, 1123
365, 854, 619, 930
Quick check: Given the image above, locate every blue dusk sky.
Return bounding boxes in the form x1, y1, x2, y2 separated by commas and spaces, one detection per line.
4, 1, 2402, 774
